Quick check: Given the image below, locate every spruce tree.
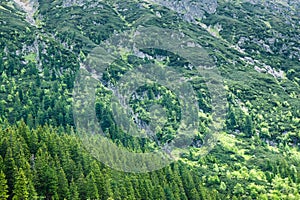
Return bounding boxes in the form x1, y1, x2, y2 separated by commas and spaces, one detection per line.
138, 179, 149, 200
34, 147, 58, 199
86, 172, 99, 200
189, 188, 200, 200
164, 186, 175, 200
12, 168, 29, 200
100, 168, 113, 200
0, 156, 3, 171
4, 147, 17, 195
0, 170, 9, 200
69, 179, 80, 200
244, 115, 254, 137
27, 181, 38, 200
76, 172, 87, 200
131, 178, 141, 200
56, 167, 70, 200
152, 185, 165, 200
170, 182, 181, 200
197, 184, 207, 200
172, 164, 187, 200
90, 161, 104, 199
124, 177, 135, 200
226, 105, 237, 130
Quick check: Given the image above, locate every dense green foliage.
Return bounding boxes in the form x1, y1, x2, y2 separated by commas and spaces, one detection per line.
0, 0, 299, 199
0, 121, 228, 200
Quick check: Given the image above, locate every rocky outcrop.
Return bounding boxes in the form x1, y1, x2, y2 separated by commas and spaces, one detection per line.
147, 0, 218, 22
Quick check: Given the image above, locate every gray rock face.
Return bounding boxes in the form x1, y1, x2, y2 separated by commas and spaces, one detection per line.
13, 0, 39, 26
148, 0, 218, 22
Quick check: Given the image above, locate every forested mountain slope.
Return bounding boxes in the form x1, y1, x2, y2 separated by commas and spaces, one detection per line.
0, 0, 299, 199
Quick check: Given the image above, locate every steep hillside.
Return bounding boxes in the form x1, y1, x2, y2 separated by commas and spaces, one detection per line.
0, 0, 299, 199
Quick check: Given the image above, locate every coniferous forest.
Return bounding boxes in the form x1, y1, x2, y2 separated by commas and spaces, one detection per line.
0, 0, 300, 199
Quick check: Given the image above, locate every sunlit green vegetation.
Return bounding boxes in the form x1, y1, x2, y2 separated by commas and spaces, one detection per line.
0, 0, 299, 199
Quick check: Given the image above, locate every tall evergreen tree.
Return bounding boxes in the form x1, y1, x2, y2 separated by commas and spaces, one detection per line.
90, 161, 114, 199
76, 172, 87, 200
4, 147, 17, 196
86, 172, 99, 200
99, 168, 113, 200
69, 179, 80, 200
226, 105, 237, 130
56, 167, 70, 200
181, 168, 198, 200
197, 184, 208, 200
139, 179, 150, 200
170, 182, 181, 200
0, 170, 9, 200
244, 115, 254, 137
152, 185, 166, 200
124, 177, 135, 200
164, 185, 175, 200
12, 168, 29, 200
27, 181, 38, 200
34, 147, 58, 199
0, 156, 3, 171
131, 178, 141, 200
172, 164, 187, 200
